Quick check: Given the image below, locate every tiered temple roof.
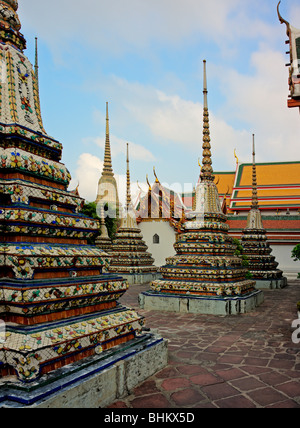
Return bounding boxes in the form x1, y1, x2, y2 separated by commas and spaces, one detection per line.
0, 0, 145, 388
135, 168, 186, 230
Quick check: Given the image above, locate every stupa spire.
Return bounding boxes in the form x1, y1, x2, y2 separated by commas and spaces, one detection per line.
35, 37, 39, 81
103, 102, 114, 176
201, 60, 214, 182
126, 142, 132, 210
251, 134, 259, 209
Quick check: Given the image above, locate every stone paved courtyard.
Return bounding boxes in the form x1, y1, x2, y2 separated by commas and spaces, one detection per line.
109, 280, 300, 408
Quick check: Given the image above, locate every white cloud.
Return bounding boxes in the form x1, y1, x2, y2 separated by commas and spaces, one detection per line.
215, 46, 300, 163
69, 153, 103, 202
69, 151, 146, 206
84, 134, 156, 162
19, 0, 284, 61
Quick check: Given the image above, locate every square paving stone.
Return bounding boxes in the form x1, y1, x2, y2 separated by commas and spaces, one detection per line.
190, 373, 223, 386
230, 376, 266, 391
215, 395, 256, 408
161, 377, 191, 391
247, 387, 288, 407
276, 381, 300, 398
131, 393, 171, 408
171, 388, 206, 407
202, 383, 240, 401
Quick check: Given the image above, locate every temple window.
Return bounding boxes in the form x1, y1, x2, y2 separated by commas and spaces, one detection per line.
153, 234, 160, 244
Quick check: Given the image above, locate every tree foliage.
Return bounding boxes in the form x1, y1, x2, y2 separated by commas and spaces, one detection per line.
81, 201, 119, 243
233, 238, 252, 279
291, 244, 300, 262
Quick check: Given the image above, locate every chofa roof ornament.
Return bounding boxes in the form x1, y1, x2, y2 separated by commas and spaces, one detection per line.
277, 1, 300, 108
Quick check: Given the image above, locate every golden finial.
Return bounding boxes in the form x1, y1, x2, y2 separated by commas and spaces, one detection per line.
153, 166, 160, 184
234, 149, 239, 165
146, 174, 152, 191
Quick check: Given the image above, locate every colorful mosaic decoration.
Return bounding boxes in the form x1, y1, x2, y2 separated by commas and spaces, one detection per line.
109, 144, 157, 276
0, 1, 146, 385
240, 136, 286, 284
151, 61, 258, 300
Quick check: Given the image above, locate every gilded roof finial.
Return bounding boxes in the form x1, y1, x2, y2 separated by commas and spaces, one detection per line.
201, 60, 214, 182
146, 174, 152, 191
234, 149, 239, 165
153, 166, 160, 184
102, 102, 114, 176
251, 134, 259, 209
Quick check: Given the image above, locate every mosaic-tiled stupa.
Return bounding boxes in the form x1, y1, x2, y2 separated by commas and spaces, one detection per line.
109, 144, 158, 284
140, 61, 264, 315
240, 135, 287, 289
95, 102, 120, 217
0, 1, 166, 407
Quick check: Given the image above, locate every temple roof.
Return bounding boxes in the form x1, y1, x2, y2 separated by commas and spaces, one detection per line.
230, 161, 300, 211
135, 179, 186, 220
181, 161, 300, 213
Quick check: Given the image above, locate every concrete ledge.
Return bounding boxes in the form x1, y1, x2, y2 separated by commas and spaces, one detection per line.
0, 333, 168, 408
139, 290, 264, 316
122, 273, 162, 285
254, 277, 288, 289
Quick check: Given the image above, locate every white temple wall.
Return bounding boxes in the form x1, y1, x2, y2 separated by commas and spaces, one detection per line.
138, 221, 176, 267
271, 244, 299, 279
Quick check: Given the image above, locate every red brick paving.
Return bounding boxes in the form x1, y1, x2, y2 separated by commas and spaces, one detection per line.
108, 280, 300, 408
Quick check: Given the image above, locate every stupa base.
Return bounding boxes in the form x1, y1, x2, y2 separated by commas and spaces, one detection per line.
110, 271, 161, 285
0, 332, 168, 408
139, 289, 264, 316
254, 277, 288, 289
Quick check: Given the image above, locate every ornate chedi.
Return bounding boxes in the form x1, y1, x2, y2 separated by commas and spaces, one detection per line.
95, 212, 113, 253
0, 1, 166, 407
95, 102, 120, 217
140, 61, 264, 315
109, 144, 158, 284
240, 135, 287, 289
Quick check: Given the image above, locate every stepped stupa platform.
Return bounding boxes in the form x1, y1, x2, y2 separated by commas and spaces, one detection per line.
109, 144, 159, 284
240, 135, 287, 290
0, 0, 167, 407
140, 61, 264, 315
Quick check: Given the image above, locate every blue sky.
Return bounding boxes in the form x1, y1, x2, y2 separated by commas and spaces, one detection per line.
18, 0, 300, 204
